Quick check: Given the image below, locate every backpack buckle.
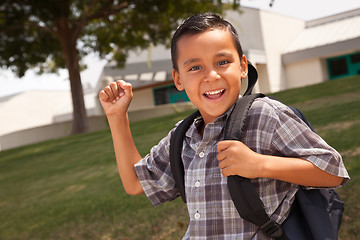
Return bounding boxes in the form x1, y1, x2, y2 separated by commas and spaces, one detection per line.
260, 219, 284, 239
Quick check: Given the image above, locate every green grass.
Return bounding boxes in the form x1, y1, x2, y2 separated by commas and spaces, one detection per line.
1, 76, 359, 239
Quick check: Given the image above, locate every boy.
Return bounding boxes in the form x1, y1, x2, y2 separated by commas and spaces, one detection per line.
99, 13, 349, 239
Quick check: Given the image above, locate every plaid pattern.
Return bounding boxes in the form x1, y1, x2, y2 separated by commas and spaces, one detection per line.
134, 97, 349, 240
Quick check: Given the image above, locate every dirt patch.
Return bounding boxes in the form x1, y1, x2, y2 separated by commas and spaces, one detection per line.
341, 147, 360, 158
315, 119, 360, 132
293, 92, 360, 112
62, 184, 86, 193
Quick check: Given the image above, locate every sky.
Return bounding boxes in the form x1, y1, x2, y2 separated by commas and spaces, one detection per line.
1, 0, 360, 97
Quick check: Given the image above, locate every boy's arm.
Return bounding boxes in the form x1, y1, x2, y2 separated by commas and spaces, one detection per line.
217, 140, 344, 187
99, 80, 144, 195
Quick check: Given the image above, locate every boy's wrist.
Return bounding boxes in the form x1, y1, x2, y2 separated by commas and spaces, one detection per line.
255, 153, 271, 179
107, 112, 129, 125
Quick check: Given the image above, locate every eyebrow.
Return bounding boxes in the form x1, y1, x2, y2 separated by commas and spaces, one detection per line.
216, 52, 233, 58
183, 58, 201, 67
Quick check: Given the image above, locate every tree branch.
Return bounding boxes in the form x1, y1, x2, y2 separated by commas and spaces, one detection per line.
73, 1, 129, 40
87, 1, 128, 21
27, 20, 56, 35
77, 0, 102, 27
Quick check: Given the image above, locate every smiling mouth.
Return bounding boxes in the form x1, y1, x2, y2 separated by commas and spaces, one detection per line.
203, 89, 225, 99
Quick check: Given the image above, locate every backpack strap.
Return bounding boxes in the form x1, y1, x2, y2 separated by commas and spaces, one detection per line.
225, 94, 288, 240
169, 110, 200, 203
169, 92, 262, 203
224, 93, 264, 140
169, 63, 288, 239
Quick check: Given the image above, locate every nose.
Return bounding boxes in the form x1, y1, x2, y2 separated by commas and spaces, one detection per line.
204, 68, 221, 82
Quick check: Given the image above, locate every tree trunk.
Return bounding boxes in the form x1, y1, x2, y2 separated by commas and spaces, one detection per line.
56, 18, 89, 134
67, 48, 89, 134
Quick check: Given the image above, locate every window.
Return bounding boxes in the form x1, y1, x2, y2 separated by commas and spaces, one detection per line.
327, 51, 360, 80
328, 58, 348, 77
153, 85, 190, 106
350, 53, 360, 63
154, 87, 169, 105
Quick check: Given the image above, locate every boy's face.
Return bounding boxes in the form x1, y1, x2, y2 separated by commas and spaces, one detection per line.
172, 29, 248, 125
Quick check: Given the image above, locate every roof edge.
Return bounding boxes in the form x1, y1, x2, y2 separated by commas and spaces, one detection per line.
282, 36, 360, 64
306, 7, 360, 28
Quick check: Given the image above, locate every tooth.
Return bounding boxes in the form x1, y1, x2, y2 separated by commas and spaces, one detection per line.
206, 89, 223, 95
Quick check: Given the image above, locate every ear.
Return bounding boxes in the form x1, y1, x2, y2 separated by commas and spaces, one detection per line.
240, 55, 248, 79
172, 68, 184, 91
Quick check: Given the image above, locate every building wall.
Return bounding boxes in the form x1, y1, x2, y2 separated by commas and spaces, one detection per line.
285, 58, 325, 89
259, 11, 305, 92
256, 63, 271, 93
0, 115, 108, 151
129, 88, 155, 111
0, 101, 196, 151
0, 91, 73, 136
225, 8, 265, 52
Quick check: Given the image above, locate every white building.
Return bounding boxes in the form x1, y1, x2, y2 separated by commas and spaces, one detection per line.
1, 6, 360, 150
0, 90, 103, 151
97, 7, 360, 112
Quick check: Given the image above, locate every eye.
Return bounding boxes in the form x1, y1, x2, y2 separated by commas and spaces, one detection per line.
218, 60, 230, 66
189, 65, 202, 71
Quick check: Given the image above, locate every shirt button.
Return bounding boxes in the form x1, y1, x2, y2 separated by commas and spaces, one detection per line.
195, 180, 200, 188
194, 211, 201, 220
199, 151, 205, 158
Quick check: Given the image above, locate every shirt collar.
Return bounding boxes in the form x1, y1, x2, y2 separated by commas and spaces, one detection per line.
186, 102, 236, 139
195, 103, 235, 125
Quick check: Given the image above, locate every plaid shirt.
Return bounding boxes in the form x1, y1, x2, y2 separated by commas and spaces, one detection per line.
134, 97, 349, 240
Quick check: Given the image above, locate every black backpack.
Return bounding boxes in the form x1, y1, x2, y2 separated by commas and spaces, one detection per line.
169, 62, 344, 240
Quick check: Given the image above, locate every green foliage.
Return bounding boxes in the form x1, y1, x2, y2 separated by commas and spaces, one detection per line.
0, 0, 239, 76
0, 0, 240, 133
0, 76, 359, 239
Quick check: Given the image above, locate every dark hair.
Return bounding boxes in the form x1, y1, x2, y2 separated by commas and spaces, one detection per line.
171, 12, 243, 71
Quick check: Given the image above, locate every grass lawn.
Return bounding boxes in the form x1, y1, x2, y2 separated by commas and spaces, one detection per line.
0, 76, 359, 239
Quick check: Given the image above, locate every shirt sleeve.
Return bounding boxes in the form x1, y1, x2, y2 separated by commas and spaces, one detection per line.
134, 127, 179, 207
246, 98, 350, 186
